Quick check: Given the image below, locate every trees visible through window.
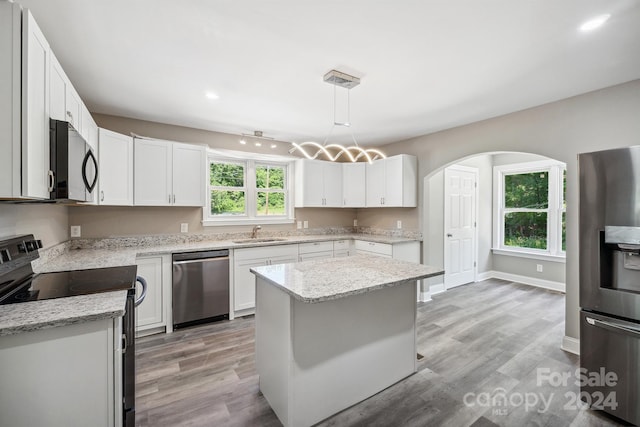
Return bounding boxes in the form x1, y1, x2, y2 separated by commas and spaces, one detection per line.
256, 164, 285, 216
503, 171, 549, 249
210, 161, 246, 216
206, 156, 291, 224
494, 160, 566, 258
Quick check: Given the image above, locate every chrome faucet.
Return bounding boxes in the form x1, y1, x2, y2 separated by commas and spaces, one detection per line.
251, 225, 262, 239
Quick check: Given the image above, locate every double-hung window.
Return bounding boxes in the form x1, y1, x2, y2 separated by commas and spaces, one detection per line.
205, 153, 293, 226
493, 160, 566, 260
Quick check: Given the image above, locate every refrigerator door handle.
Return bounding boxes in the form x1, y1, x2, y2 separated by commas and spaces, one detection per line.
586, 316, 640, 337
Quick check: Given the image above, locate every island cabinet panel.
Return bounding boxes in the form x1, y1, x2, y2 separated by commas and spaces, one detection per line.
0, 318, 121, 427
255, 278, 417, 427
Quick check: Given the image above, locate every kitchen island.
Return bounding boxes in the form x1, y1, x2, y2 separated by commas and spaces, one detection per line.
251, 255, 443, 427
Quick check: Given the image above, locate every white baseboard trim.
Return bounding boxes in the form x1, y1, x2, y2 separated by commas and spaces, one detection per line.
476, 271, 493, 282
478, 270, 565, 293
429, 282, 445, 296
419, 290, 431, 302
561, 335, 580, 355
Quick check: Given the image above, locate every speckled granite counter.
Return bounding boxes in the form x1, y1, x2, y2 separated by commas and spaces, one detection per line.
0, 291, 127, 336
3, 233, 421, 337
251, 254, 443, 303
34, 233, 420, 273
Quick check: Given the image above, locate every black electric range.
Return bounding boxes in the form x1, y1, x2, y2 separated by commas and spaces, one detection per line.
0, 234, 142, 427
0, 265, 138, 304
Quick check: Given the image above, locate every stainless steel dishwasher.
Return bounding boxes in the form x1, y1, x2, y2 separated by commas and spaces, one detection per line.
172, 249, 229, 329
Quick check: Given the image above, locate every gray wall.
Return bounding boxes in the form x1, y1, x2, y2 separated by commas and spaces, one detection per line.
0, 204, 69, 248
376, 79, 640, 342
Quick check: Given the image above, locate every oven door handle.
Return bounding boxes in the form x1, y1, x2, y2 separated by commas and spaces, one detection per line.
134, 276, 147, 307
586, 316, 640, 337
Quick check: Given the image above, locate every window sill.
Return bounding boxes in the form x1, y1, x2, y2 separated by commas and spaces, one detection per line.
202, 217, 295, 227
492, 248, 566, 263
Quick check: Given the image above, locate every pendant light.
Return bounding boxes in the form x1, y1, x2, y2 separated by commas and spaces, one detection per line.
289, 70, 386, 164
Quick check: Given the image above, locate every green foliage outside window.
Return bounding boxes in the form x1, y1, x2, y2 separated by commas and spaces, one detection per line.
210, 163, 246, 215
256, 165, 285, 215
209, 162, 287, 217
504, 171, 549, 249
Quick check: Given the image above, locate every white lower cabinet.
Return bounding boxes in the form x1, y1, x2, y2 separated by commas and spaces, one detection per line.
233, 244, 298, 313
355, 240, 420, 263
135, 255, 170, 334
333, 239, 351, 257
0, 318, 123, 427
298, 241, 334, 261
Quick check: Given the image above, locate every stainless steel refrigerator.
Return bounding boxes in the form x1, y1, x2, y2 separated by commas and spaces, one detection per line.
579, 146, 640, 425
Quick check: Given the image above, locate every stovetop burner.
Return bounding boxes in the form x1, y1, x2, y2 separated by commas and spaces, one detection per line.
0, 266, 138, 305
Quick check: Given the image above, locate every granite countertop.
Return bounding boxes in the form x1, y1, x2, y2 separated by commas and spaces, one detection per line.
35, 233, 420, 273
1, 232, 421, 337
0, 291, 127, 337
251, 254, 443, 303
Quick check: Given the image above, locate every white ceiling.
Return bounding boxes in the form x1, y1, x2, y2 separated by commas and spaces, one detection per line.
17, 0, 640, 146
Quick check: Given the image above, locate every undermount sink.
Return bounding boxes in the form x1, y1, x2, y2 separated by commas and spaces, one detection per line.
232, 238, 288, 244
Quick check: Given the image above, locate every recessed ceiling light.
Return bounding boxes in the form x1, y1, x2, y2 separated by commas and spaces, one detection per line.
271, 144, 277, 149
579, 14, 611, 32
239, 139, 246, 145
255, 142, 262, 147
205, 92, 219, 100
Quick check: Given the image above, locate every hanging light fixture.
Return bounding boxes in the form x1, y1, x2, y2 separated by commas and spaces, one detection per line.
289, 70, 386, 164
239, 130, 279, 149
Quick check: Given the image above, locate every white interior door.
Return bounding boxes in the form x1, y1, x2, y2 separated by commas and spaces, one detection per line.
444, 165, 477, 289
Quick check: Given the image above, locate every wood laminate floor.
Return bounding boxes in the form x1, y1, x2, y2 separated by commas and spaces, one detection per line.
135, 279, 626, 427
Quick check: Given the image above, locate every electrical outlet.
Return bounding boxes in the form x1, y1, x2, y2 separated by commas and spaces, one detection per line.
70, 225, 81, 238
397, 220, 402, 229
536, 264, 543, 273
303, 220, 309, 229
180, 223, 188, 233
353, 219, 358, 227
297, 221, 302, 229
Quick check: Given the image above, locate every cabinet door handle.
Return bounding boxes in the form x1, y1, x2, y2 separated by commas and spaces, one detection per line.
172, 194, 176, 204
66, 110, 74, 123
100, 190, 105, 202
169, 194, 171, 204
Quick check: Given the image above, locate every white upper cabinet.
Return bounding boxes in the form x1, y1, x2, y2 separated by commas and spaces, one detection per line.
98, 128, 133, 206
172, 142, 205, 206
365, 154, 417, 207
342, 162, 366, 207
294, 159, 343, 207
21, 9, 51, 199
49, 53, 66, 122
134, 139, 205, 206
134, 139, 172, 206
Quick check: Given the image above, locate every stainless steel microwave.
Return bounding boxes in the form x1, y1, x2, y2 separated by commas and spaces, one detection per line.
49, 119, 98, 202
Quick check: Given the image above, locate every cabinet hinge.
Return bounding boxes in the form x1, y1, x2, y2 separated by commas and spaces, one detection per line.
474, 182, 477, 188
474, 261, 477, 267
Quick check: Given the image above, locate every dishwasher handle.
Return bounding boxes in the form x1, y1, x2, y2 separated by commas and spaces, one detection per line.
134, 276, 147, 307
172, 249, 229, 263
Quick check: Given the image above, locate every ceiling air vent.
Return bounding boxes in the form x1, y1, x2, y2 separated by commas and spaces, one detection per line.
323, 70, 360, 89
